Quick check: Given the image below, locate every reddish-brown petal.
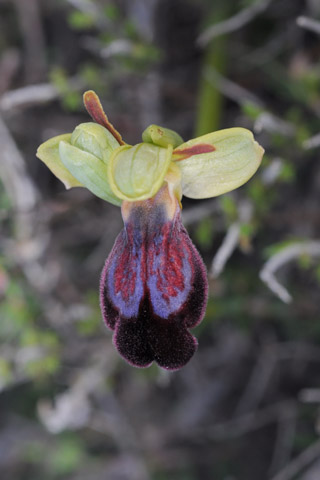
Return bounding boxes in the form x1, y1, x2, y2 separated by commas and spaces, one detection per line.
83, 90, 125, 145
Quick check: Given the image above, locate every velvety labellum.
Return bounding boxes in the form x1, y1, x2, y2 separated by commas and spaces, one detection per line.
100, 185, 208, 370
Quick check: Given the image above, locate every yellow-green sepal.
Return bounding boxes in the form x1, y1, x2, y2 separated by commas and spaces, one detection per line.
142, 124, 183, 148
36, 134, 83, 189
71, 122, 120, 162
108, 143, 173, 201
172, 127, 264, 199
59, 141, 122, 206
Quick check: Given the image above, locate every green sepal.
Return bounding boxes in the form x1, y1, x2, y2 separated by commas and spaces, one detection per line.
172, 127, 264, 198
36, 134, 83, 189
142, 124, 183, 149
59, 141, 122, 206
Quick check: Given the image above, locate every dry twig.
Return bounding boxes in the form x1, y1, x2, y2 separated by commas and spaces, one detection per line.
0, 76, 85, 111
197, 0, 273, 47
297, 16, 320, 35
210, 199, 253, 278
204, 65, 263, 107
254, 112, 296, 136
13, 0, 47, 82
182, 199, 220, 227
269, 403, 297, 476
0, 84, 59, 111
302, 133, 320, 150
0, 114, 38, 212
260, 241, 320, 303
0, 48, 20, 95
270, 438, 320, 480
0, 115, 58, 292
205, 401, 292, 440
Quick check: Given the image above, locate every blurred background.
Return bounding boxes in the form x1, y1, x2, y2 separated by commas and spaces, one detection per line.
1, 0, 320, 479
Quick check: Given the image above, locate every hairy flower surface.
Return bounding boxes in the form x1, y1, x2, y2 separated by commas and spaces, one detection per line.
100, 183, 208, 370
37, 90, 264, 370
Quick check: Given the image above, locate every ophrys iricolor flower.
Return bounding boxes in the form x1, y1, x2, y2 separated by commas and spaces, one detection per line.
37, 91, 264, 370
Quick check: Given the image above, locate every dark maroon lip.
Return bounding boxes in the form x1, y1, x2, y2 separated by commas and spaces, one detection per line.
99, 186, 208, 370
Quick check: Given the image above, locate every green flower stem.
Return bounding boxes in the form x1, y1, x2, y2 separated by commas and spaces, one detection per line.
195, 2, 231, 136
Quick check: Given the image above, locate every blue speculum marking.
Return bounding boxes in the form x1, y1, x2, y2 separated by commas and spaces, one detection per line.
148, 255, 192, 318
107, 229, 144, 319
147, 221, 192, 318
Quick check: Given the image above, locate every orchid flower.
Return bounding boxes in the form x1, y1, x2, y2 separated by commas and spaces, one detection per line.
37, 91, 264, 370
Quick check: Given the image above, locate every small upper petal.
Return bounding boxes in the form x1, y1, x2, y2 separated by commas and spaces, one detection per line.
142, 124, 184, 148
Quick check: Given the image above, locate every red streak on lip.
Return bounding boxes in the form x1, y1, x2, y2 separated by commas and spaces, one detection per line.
173, 143, 216, 161
83, 90, 125, 145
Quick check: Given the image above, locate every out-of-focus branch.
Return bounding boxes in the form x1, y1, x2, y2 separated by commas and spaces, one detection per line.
204, 65, 263, 107
260, 241, 320, 303
204, 401, 292, 440
297, 16, 320, 35
201, 69, 296, 138
0, 77, 85, 111
0, 114, 38, 213
268, 403, 297, 476
197, 0, 273, 47
261, 158, 284, 185
182, 199, 220, 227
302, 132, 320, 150
270, 438, 320, 480
211, 223, 241, 277
83, 37, 134, 59
0, 115, 58, 292
0, 84, 59, 111
254, 112, 296, 136
0, 48, 20, 95
38, 352, 111, 433
300, 388, 320, 404
12, 0, 47, 82
65, 0, 111, 31
210, 200, 253, 278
